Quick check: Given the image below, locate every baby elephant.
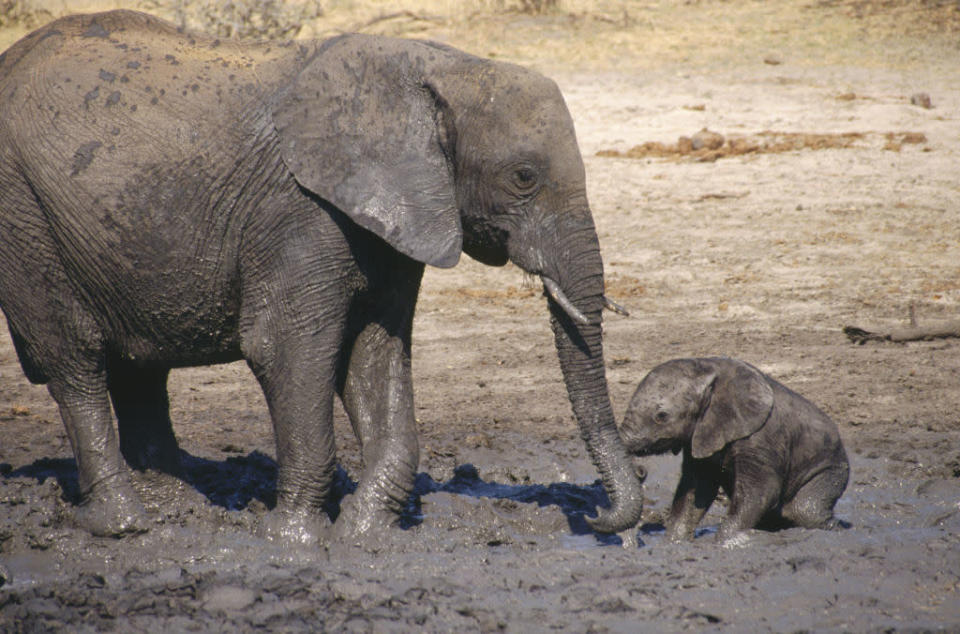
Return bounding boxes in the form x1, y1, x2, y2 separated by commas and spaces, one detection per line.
621, 357, 849, 543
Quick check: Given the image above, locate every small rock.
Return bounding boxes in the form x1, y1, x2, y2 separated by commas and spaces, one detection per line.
910, 92, 933, 109
727, 137, 760, 154
464, 432, 492, 449
763, 54, 783, 65
203, 585, 256, 612
691, 128, 725, 151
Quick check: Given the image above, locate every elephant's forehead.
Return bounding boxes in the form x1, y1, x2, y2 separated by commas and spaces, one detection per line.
643, 368, 693, 397
480, 87, 581, 172
469, 65, 568, 123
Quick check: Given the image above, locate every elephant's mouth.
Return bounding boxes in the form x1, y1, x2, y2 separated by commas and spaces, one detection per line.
631, 457, 648, 483
626, 438, 684, 458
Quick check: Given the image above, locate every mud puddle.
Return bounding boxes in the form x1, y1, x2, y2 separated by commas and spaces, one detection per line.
2, 443, 958, 631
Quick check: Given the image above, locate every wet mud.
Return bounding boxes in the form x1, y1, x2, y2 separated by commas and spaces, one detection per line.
1, 436, 958, 631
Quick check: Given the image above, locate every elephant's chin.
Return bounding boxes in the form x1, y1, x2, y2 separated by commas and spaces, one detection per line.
463, 241, 508, 267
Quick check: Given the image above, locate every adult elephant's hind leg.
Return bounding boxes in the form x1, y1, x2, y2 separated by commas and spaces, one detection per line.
49, 357, 149, 536
0, 170, 145, 535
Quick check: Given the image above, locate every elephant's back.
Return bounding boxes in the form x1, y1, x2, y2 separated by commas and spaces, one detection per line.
0, 10, 307, 130
0, 9, 308, 198
0, 11, 182, 85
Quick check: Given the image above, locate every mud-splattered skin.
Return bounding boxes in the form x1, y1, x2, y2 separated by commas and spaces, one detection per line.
0, 10, 642, 544
620, 357, 849, 542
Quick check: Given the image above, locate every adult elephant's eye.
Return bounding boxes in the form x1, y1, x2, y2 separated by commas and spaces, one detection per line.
511, 166, 538, 192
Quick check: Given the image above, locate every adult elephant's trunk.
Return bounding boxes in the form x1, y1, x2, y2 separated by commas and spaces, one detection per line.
541, 218, 645, 534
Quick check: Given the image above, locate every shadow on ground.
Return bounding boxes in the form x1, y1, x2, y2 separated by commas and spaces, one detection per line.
1, 453, 629, 542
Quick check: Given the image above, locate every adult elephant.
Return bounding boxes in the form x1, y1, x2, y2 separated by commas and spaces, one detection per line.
0, 10, 643, 543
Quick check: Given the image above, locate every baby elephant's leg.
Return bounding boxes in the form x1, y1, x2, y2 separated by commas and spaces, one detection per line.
666, 461, 720, 541
781, 463, 849, 529
717, 467, 780, 542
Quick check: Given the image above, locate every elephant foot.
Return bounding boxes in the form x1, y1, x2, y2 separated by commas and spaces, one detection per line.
665, 531, 690, 544
128, 469, 211, 520
258, 507, 331, 546
73, 475, 150, 537
664, 522, 697, 543
327, 494, 402, 552
618, 528, 641, 549
823, 517, 850, 531
719, 531, 753, 549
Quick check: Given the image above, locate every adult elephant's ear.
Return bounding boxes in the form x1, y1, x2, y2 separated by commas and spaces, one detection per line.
691, 358, 774, 459
271, 34, 461, 268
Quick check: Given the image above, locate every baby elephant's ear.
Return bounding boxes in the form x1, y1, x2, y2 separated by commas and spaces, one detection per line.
691, 359, 774, 459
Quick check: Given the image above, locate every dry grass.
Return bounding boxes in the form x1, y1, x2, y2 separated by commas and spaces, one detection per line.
2, 1, 958, 69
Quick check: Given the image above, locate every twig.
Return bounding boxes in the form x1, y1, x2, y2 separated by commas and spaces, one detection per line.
694, 191, 751, 202
844, 321, 960, 344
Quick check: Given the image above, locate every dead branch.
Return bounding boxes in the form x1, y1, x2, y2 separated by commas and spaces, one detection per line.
844, 321, 960, 344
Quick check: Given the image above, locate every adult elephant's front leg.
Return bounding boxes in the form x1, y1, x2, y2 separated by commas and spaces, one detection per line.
335, 261, 423, 545
249, 331, 342, 545
336, 322, 418, 543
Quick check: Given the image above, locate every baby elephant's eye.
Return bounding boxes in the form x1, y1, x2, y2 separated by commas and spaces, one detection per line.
654, 410, 669, 423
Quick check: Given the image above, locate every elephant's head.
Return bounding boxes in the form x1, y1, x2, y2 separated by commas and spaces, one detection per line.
621, 358, 774, 460
271, 34, 644, 532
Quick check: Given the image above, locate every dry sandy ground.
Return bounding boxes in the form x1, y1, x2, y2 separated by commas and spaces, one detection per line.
2, 2, 960, 631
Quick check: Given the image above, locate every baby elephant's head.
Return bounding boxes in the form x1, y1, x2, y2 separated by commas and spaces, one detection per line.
620, 359, 716, 457
619, 357, 775, 460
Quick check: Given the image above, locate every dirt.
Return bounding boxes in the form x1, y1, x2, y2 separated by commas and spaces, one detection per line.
2, 2, 960, 631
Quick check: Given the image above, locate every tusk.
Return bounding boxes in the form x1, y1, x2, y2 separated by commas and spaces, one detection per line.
602, 295, 630, 317
542, 277, 592, 325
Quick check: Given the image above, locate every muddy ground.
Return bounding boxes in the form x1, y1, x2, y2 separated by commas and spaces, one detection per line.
2, 1, 960, 631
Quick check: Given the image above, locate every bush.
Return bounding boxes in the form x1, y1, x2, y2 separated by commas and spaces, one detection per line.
167, 0, 322, 40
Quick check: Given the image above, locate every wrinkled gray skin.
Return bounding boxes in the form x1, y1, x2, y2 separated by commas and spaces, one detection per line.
620, 357, 849, 543
0, 11, 643, 544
